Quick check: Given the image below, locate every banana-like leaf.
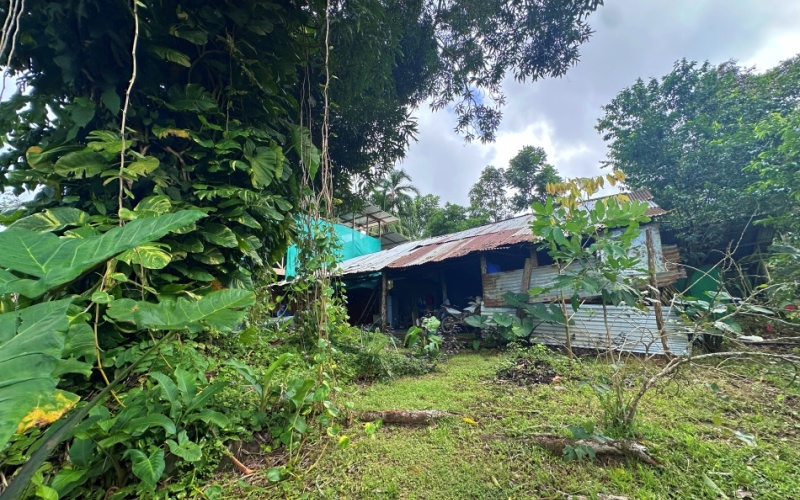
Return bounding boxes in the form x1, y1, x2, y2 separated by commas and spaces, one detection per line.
0, 210, 205, 298
106, 289, 255, 333
0, 300, 84, 450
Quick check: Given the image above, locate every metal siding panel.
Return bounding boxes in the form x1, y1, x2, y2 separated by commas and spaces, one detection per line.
482, 269, 525, 306
482, 304, 689, 355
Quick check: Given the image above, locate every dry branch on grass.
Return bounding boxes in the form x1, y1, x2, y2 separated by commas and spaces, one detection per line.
530, 434, 660, 466
357, 410, 453, 425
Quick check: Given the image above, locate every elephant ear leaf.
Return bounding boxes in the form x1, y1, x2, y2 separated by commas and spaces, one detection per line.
0, 210, 205, 298
0, 300, 82, 450
125, 448, 165, 490
106, 289, 255, 333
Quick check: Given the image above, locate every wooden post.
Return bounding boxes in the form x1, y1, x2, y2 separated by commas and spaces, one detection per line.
440, 270, 448, 304
518, 258, 533, 317
646, 228, 672, 357
381, 271, 388, 331
529, 246, 539, 267
480, 254, 487, 275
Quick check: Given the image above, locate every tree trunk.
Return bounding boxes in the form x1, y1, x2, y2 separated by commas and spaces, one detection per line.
645, 228, 672, 357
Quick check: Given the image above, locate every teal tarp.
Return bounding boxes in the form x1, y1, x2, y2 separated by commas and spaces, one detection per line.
285, 221, 380, 278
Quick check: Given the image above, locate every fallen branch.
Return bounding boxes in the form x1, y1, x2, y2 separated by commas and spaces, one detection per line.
530, 434, 659, 466
223, 448, 254, 475
357, 410, 453, 425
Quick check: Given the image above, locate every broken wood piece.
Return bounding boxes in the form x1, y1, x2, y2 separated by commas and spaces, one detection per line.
357, 410, 453, 425
530, 434, 659, 466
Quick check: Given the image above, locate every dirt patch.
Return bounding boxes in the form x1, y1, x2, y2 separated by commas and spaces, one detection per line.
497, 357, 558, 385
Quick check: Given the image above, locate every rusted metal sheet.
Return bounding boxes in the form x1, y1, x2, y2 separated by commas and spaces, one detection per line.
338, 215, 534, 276
659, 244, 686, 285
482, 304, 690, 356
482, 269, 526, 307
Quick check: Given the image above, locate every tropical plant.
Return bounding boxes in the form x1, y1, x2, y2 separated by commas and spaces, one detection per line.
225, 353, 294, 415
529, 174, 651, 355
404, 316, 443, 358
0, 211, 256, 497
372, 168, 420, 216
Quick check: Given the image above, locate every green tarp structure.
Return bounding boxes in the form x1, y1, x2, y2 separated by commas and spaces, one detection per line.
285, 220, 381, 278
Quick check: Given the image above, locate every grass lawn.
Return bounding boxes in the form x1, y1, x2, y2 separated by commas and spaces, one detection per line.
223, 350, 800, 499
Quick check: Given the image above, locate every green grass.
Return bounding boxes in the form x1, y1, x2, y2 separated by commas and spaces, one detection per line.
220, 351, 800, 499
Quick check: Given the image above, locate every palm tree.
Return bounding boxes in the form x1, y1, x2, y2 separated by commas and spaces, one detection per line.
372, 168, 420, 215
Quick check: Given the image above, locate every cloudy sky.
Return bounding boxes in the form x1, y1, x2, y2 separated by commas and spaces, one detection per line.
399, 0, 800, 206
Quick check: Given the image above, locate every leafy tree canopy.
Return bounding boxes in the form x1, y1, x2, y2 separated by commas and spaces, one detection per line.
469, 165, 511, 223
326, 0, 604, 199
406, 193, 441, 239
597, 56, 800, 264
425, 201, 488, 237
506, 145, 563, 212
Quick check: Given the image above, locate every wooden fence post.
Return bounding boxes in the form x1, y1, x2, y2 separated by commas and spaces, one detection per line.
646, 228, 672, 357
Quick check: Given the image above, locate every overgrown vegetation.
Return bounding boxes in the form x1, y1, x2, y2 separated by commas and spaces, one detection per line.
237, 351, 800, 499
1, 0, 798, 498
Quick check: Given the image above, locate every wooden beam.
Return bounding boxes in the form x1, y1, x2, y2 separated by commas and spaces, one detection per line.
520, 258, 533, 294
440, 270, 448, 304
529, 245, 539, 267
480, 254, 487, 275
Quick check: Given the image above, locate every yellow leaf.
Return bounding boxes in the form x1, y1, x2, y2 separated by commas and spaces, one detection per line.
154, 127, 190, 139
462, 417, 478, 426
16, 390, 79, 434
491, 476, 500, 488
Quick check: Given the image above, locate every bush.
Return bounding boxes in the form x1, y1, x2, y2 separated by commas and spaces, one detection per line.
334, 330, 436, 381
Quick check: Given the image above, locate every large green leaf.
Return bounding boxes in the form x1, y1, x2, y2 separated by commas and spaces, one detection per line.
0, 300, 82, 450
53, 149, 108, 178
117, 244, 173, 270
9, 207, 90, 232
106, 289, 255, 333
167, 431, 203, 462
244, 141, 282, 189
0, 210, 205, 298
201, 223, 238, 248
125, 448, 165, 490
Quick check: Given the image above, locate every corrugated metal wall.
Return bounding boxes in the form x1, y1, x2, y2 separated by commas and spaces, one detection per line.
482, 304, 690, 356
482, 269, 526, 306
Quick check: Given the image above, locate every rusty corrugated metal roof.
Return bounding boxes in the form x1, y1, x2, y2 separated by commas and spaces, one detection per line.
338, 190, 666, 276
337, 214, 534, 275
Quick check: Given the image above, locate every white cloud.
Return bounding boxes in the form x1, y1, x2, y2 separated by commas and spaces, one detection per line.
399, 0, 800, 206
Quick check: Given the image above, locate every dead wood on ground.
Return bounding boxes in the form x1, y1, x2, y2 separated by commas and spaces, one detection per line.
530, 434, 660, 466
357, 410, 453, 425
